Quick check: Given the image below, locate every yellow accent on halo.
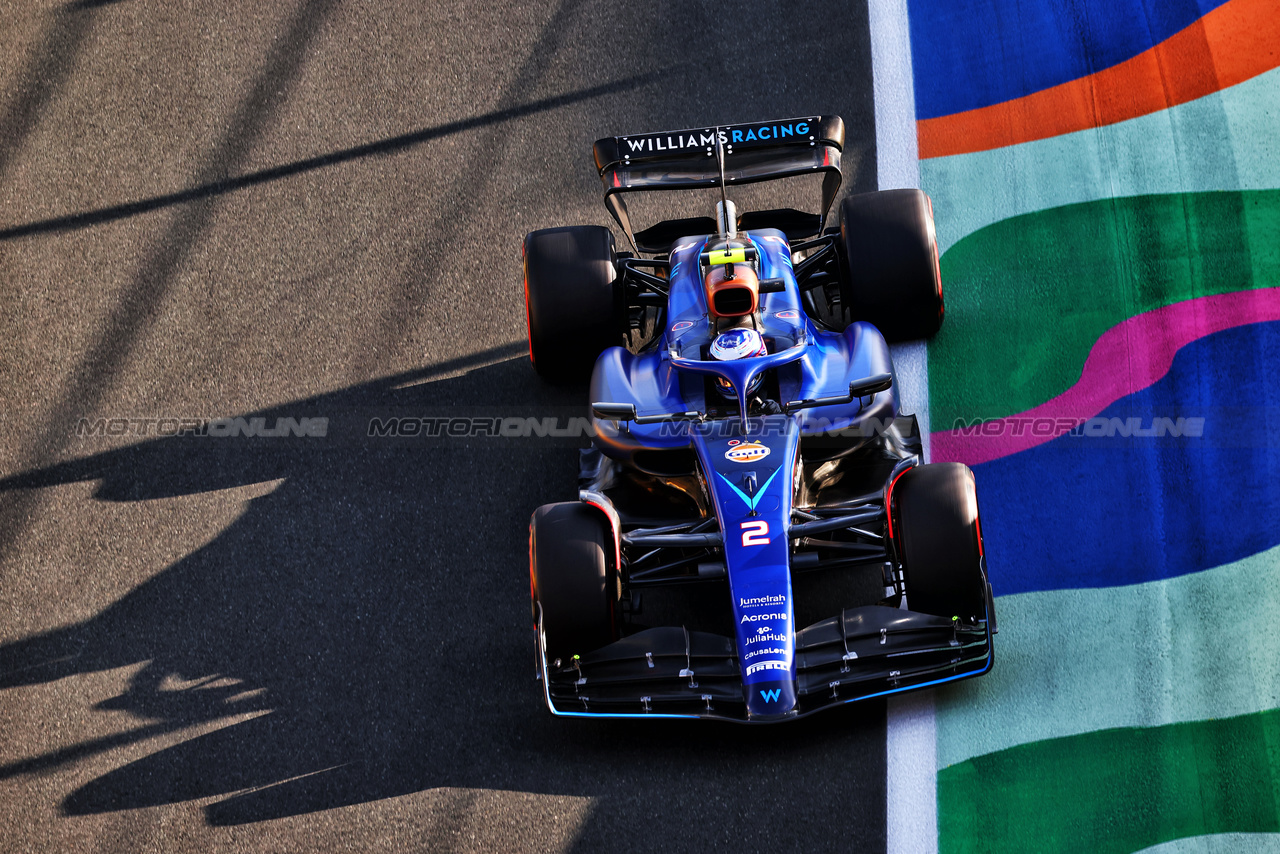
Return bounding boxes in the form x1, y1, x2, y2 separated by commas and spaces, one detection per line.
707, 247, 747, 265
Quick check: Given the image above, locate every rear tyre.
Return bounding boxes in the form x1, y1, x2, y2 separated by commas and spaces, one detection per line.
524, 225, 624, 383
839, 189, 943, 342
893, 463, 987, 621
529, 502, 619, 663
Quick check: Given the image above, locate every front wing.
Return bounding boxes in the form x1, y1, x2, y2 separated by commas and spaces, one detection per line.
536, 604, 993, 722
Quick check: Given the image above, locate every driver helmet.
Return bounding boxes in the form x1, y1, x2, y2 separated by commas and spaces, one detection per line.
709, 327, 767, 398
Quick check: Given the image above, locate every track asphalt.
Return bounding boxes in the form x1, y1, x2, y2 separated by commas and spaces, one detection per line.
0, 1, 889, 851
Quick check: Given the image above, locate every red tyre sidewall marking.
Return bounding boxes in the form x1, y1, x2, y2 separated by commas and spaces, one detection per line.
522, 242, 535, 367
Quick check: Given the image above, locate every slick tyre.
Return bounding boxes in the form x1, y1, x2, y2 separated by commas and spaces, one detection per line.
529, 502, 620, 663
839, 189, 943, 342
524, 225, 624, 383
893, 463, 987, 622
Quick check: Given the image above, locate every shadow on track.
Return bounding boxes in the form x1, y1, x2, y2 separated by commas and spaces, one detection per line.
0, 72, 667, 243
0, 344, 884, 849
0, 1, 119, 182
0, 0, 886, 844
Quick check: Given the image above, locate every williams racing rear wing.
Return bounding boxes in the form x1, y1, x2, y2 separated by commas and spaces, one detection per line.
592, 115, 845, 252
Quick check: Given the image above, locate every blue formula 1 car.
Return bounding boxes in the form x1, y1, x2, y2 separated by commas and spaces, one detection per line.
524, 116, 995, 722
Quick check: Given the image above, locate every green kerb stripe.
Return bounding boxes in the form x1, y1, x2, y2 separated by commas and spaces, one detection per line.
938, 707, 1280, 854
920, 66, 1280, 255
928, 189, 1280, 428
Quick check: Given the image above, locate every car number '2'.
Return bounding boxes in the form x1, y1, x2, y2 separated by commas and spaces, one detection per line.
740, 520, 770, 546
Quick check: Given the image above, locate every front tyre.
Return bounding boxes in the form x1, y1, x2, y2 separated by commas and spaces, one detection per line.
529, 502, 620, 664
892, 462, 987, 622
524, 225, 624, 383
839, 189, 943, 342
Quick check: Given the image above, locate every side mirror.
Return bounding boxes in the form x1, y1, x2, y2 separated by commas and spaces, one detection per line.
784, 372, 894, 413
592, 402, 638, 421
848, 373, 893, 398
592, 402, 703, 425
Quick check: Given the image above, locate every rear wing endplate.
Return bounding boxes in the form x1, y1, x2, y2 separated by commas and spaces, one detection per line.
592, 115, 845, 251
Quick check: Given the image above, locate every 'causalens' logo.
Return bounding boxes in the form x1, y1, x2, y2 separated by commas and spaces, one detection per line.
760, 688, 782, 703
725, 442, 770, 464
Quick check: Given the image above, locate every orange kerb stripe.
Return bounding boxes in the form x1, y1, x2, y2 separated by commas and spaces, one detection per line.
917, 0, 1280, 159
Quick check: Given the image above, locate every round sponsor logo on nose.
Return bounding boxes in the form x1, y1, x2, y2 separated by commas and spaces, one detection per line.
725, 442, 770, 463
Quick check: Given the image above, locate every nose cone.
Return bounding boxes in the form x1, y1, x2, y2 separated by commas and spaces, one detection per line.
746, 679, 797, 718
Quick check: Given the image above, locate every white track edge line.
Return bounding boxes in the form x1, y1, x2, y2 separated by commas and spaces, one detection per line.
870, 0, 938, 852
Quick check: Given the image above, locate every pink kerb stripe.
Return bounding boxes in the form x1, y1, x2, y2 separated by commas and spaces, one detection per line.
931, 288, 1280, 465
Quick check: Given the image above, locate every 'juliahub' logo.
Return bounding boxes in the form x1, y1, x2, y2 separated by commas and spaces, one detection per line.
725, 442, 770, 463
